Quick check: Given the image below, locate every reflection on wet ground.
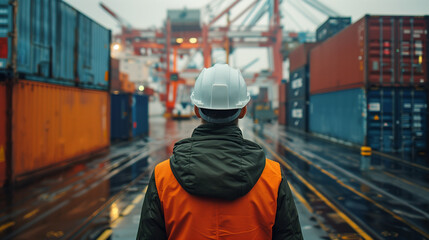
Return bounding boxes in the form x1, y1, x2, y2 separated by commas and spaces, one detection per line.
0, 116, 427, 239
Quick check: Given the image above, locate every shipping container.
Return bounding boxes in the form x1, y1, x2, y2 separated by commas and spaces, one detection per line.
77, 13, 110, 90
279, 82, 287, 103
0, 0, 111, 90
0, 82, 6, 187
288, 67, 309, 100
287, 99, 308, 131
310, 15, 428, 95
110, 58, 120, 92
10, 80, 110, 181
111, 93, 149, 140
310, 87, 427, 155
316, 17, 351, 42
288, 43, 319, 72
278, 103, 286, 125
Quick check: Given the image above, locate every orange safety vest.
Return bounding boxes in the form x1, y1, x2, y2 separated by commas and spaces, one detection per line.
155, 159, 282, 240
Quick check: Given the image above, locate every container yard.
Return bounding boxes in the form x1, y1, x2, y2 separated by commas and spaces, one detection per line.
0, 0, 428, 240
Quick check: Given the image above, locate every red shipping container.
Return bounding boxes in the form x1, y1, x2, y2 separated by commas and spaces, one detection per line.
110, 58, 121, 92
0, 82, 6, 187
289, 43, 319, 72
310, 15, 428, 94
279, 83, 287, 103
278, 103, 287, 125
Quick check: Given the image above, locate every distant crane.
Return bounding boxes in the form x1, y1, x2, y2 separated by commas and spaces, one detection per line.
99, 2, 133, 32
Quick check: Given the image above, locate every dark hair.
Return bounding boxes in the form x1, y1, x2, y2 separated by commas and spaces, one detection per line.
200, 108, 240, 120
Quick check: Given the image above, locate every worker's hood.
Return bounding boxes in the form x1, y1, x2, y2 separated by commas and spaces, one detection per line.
169, 123, 266, 200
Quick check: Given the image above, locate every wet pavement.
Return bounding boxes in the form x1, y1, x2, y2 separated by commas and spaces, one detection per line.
0, 116, 428, 239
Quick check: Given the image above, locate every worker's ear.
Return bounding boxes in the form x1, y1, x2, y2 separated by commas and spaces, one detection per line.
238, 106, 247, 119
194, 106, 201, 118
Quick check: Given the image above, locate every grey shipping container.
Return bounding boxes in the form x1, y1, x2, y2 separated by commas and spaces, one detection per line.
0, 0, 111, 90
316, 17, 351, 42
310, 87, 427, 156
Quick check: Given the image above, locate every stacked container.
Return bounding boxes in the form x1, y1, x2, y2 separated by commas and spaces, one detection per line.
278, 82, 287, 125
111, 94, 149, 140
309, 15, 428, 156
287, 43, 319, 131
316, 17, 352, 42
0, 0, 111, 186
110, 59, 135, 93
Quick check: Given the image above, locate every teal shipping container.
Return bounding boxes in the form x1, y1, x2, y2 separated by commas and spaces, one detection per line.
310, 88, 427, 156
0, 0, 111, 90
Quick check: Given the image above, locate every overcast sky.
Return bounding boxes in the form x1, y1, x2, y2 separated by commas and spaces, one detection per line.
64, 0, 429, 72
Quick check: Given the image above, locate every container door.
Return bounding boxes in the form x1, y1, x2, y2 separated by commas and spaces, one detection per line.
0, 82, 6, 187
367, 88, 396, 152
397, 17, 427, 86
367, 17, 396, 86
397, 89, 427, 156
288, 67, 308, 100
111, 94, 131, 140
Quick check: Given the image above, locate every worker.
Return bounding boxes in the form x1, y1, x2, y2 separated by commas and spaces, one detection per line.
137, 64, 303, 240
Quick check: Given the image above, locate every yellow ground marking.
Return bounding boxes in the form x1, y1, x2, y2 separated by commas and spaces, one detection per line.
23, 208, 39, 219
0, 221, 15, 232
254, 137, 373, 240
143, 186, 148, 193
383, 171, 429, 192
132, 194, 144, 204
111, 216, 123, 228
121, 204, 135, 216
288, 183, 313, 213
96, 229, 113, 240
266, 138, 429, 239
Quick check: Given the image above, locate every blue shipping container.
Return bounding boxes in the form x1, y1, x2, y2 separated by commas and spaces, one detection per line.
310, 88, 366, 145
310, 88, 427, 155
132, 95, 149, 137
288, 67, 308, 100
111, 93, 149, 140
0, 0, 110, 90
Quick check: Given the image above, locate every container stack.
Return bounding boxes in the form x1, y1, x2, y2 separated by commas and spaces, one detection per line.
286, 43, 319, 131
110, 59, 148, 141
0, 0, 111, 187
278, 82, 287, 125
309, 15, 428, 156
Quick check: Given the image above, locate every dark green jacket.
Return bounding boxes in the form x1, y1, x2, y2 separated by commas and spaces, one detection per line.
137, 123, 303, 240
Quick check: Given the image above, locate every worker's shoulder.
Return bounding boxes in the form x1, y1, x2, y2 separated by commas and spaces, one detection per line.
265, 158, 282, 177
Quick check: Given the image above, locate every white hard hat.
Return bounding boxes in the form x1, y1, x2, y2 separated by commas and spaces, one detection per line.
191, 64, 250, 110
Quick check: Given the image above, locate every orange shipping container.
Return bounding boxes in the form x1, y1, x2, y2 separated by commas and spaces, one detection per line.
11, 80, 110, 179
0, 82, 6, 187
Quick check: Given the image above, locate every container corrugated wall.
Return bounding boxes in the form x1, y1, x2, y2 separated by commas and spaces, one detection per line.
278, 83, 286, 125
288, 43, 319, 72
111, 93, 149, 140
367, 88, 427, 154
310, 88, 367, 145
132, 95, 149, 137
0, 0, 111, 90
77, 14, 110, 90
11, 80, 110, 178
110, 94, 131, 140
310, 15, 428, 95
0, 82, 6, 187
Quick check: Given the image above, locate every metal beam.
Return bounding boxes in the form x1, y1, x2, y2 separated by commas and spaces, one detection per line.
302, 0, 340, 17
287, 0, 320, 25
208, 0, 241, 27
229, 0, 259, 27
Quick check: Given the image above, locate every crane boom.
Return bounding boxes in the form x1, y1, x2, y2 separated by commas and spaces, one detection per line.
99, 2, 133, 31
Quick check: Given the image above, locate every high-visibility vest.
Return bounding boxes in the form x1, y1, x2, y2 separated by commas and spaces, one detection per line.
155, 159, 282, 240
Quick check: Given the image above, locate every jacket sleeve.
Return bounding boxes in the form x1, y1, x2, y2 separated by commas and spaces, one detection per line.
136, 171, 167, 240
272, 170, 303, 240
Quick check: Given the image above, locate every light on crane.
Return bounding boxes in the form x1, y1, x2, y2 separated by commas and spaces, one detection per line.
176, 38, 184, 44
112, 43, 121, 50
189, 38, 198, 44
